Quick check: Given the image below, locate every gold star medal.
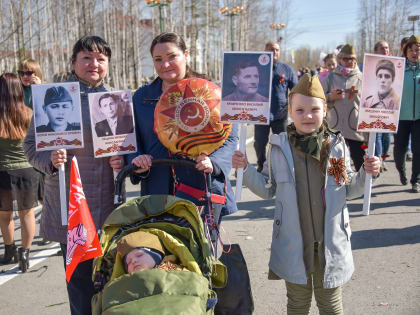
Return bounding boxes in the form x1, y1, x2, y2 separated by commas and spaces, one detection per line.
154, 78, 232, 158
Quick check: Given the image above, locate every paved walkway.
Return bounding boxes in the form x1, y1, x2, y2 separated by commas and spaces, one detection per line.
0, 129, 419, 314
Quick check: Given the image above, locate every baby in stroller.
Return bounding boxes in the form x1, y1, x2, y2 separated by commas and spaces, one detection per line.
117, 231, 185, 273
91, 195, 225, 315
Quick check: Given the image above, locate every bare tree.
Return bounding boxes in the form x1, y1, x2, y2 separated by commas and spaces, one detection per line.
10, 0, 18, 71
0, 0, 351, 86
27, 0, 34, 58
355, 0, 416, 57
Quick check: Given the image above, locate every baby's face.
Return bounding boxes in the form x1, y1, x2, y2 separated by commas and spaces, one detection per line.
125, 249, 156, 273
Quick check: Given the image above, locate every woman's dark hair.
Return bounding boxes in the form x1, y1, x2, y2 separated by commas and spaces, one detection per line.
150, 33, 186, 56
0, 73, 32, 139
150, 32, 208, 80
403, 41, 419, 58
71, 35, 112, 62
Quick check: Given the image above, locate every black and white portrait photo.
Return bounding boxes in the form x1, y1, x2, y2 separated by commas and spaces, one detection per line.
222, 53, 272, 102
32, 82, 83, 151
94, 93, 134, 137
361, 58, 401, 110
88, 90, 137, 158
357, 54, 405, 133
220, 51, 273, 124
33, 83, 82, 133
36, 86, 81, 132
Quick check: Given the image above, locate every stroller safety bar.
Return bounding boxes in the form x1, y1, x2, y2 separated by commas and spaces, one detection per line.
114, 158, 212, 206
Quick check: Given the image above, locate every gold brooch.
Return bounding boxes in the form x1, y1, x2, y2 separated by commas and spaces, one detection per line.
328, 157, 347, 186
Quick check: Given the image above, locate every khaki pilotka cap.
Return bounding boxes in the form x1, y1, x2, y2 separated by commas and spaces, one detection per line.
338, 44, 356, 57
289, 73, 326, 102
406, 35, 420, 46
117, 231, 165, 258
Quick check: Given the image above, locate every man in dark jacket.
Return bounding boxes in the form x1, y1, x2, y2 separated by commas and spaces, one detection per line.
254, 41, 298, 172
95, 93, 134, 137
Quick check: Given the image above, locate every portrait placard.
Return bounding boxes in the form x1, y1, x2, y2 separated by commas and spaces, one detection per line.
32, 82, 83, 151
88, 90, 137, 158
357, 54, 405, 133
220, 51, 273, 125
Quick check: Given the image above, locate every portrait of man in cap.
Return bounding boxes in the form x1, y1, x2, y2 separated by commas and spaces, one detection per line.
94, 93, 134, 137
362, 59, 400, 110
222, 60, 269, 102
36, 86, 81, 132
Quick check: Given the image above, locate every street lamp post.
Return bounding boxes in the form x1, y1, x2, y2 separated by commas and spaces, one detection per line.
220, 6, 244, 51
269, 23, 286, 43
408, 15, 419, 35
145, 0, 173, 33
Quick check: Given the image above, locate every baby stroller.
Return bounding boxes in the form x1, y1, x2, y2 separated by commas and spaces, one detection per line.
91, 159, 228, 315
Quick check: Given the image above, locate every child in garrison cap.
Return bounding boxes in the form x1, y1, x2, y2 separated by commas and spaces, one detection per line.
232, 74, 380, 314
117, 231, 165, 273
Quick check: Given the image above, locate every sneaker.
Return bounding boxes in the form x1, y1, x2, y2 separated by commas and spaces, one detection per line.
412, 183, 420, 193
406, 153, 413, 161
257, 165, 263, 173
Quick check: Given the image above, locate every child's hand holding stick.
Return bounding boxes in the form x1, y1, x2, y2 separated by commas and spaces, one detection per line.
363, 155, 381, 177
232, 150, 248, 170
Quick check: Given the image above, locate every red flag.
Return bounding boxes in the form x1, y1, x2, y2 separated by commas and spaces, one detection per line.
66, 157, 102, 282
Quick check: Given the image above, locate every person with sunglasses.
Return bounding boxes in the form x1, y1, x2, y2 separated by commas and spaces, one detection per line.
17, 59, 43, 109
321, 44, 365, 171
362, 59, 399, 110
18, 59, 47, 244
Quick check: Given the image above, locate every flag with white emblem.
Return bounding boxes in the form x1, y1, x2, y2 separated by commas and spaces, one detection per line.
66, 156, 102, 282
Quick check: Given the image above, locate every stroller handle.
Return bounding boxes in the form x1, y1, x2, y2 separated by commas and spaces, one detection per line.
114, 158, 212, 205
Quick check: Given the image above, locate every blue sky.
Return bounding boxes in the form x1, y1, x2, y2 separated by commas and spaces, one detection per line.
286, 0, 360, 50
286, 0, 420, 50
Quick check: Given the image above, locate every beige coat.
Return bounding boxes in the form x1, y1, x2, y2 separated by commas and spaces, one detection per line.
322, 68, 365, 142
23, 76, 117, 244
243, 132, 366, 288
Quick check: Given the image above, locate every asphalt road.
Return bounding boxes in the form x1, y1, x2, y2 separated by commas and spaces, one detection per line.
0, 126, 419, 315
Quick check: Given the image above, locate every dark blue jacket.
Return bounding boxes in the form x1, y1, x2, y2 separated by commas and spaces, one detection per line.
127, 78, 238, 216
271, 61, 298, 121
